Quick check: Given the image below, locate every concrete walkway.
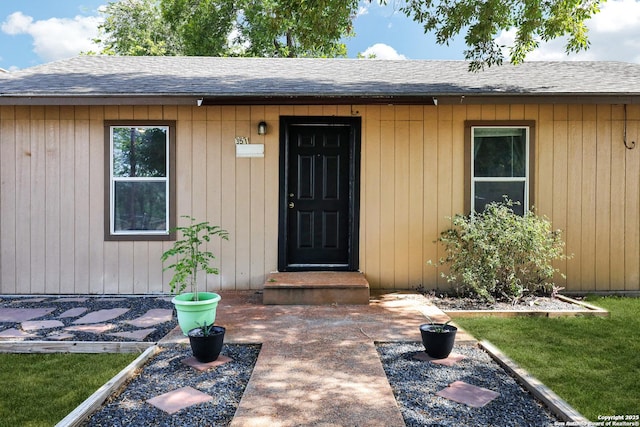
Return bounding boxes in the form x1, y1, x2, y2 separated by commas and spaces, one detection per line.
161, 291, 475, 427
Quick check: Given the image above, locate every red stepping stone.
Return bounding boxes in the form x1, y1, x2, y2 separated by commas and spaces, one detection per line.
147, 386, 212, 414
0, 307, 55, 322
72, 308, 129, 324
413, 352, 466, 366
436, 380, 500, 408
181, 355, 232, 372
126, 309, 173, 327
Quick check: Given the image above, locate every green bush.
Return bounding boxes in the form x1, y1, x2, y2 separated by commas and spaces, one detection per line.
434, 200, 569, 303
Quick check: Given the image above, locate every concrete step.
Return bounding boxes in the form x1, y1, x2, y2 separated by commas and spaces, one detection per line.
263, 272, 370, 305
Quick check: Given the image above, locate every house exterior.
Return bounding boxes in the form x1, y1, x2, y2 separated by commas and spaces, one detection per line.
0, 56, 639, 295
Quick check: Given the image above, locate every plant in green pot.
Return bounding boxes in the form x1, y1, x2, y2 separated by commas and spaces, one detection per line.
161, 216, 229, 335
419, 317, 457, 359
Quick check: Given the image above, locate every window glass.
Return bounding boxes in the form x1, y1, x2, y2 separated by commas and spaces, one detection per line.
473, 128, 526, 178
112, 127, 167, 178
471, 126, 529, 213
114, 181, 167, 232
109, 125, 171, 237
474, 182, 525, 215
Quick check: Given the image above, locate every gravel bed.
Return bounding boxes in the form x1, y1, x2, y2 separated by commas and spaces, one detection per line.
85, 344, 260, 426
377, 342, 559, 427
0, 296, 177, 342
431, 295, 585, 311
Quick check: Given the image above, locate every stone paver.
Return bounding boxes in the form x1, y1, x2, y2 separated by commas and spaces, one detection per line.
107, 328, 156, 341
147, 386, 212, 414
436, 380, 500, 408
72, 308, 129, 324
0, 328, 37, 339
64, 323, 116, 334
53, 298, 88, 303
46, 332, 75, 340
12, 298, 47, 303
21, 320, 65, 331
58, 307, 88, 318
126, 309, 173, 327
0, 307, 56, 322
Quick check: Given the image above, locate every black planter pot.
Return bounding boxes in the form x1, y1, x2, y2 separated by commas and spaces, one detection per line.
187, 325, 225, 363
419, 323, 457, 359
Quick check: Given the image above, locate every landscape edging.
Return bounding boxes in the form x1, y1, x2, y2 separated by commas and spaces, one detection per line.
55, 344, 160, 427
479, 340, 590, 424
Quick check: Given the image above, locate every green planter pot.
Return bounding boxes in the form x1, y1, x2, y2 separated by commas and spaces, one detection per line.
172, 292, 221, 335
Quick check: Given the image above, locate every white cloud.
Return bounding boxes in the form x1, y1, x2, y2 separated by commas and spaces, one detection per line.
496, 0, 640, 63
357, 5, 369, 17
361, 43, 407, 59
1, 11, 102, 62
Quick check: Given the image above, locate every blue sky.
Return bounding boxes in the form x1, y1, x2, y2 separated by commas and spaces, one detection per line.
1, 0, 639, 71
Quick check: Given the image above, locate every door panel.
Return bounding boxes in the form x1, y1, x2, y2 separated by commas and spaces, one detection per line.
279, 117, 360, 271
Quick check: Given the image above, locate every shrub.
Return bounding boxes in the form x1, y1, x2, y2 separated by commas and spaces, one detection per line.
433, 200, 569, 303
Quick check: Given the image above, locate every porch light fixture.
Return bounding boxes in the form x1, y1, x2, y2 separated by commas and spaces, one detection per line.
257, 121, 267, 135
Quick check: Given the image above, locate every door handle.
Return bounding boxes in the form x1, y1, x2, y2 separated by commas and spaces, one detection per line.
288, 202, 295, 209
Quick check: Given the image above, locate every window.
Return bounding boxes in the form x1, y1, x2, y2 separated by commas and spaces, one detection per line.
105, 121, 176, 240
465, 121, 535, 215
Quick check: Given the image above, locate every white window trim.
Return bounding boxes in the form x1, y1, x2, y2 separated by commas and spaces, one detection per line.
109, 125, 171, 236
470, 125, 530, 213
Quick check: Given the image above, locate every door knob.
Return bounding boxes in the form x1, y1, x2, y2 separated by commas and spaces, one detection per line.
288, 202, 295, 208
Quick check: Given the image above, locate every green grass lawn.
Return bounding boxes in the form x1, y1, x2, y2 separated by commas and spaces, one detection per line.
0, 353, 136, 427
454, 296, 640, 421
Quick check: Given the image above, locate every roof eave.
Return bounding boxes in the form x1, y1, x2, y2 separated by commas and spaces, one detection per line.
1, 93, 640, 106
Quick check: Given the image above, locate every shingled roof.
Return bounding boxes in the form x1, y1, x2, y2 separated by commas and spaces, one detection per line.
2, 56, 640, 106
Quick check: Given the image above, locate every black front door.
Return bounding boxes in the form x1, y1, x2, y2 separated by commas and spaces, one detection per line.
278, 117, 361, 271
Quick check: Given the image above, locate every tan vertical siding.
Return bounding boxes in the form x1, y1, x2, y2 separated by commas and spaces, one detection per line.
552, 106, 569, 286
408, 113, 425, 288
0, 107, 16, 293
263, 105, 280, 281
624, 107, 640, 290
595, 105, 613, 290
15, 108, 32, 293
74, 111, 91, 293
361, 105, 381, 285
0, 103, 638, 294
610, 106, 627, 290
436, 106, 454, 289
566, 106, 583, 292
394, 110, 410, 288
422, 106, 439, 288
379, 106, 396, 288
249, 106, 266, 289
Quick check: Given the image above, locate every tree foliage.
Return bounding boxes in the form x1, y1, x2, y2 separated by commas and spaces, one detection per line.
95, 0, 602, 68
95, 0, 179, 56
395, 0, 603, 70
95, 0, 359, 58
